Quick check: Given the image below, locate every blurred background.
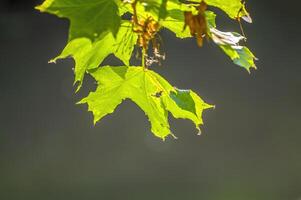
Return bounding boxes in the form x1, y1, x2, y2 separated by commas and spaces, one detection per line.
1, 0, 301, 199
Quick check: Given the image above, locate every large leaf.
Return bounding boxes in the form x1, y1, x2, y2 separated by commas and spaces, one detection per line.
50, 22, 138, 90
36, 0, 121, 40
80, 66, 213, 139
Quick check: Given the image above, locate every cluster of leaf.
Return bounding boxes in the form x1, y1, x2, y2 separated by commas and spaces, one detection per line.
36, 0, 257, 140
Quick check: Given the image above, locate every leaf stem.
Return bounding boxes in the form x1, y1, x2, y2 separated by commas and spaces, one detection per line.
132, 0, 138, 25
142, 48, 146, 68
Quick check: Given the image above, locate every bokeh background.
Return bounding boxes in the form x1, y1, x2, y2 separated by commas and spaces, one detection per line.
1, 0, 301, 199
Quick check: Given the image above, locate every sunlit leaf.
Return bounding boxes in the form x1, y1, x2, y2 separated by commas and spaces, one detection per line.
50, 22, 137, 89
36, 0, 121, 40
80, 66, 213, 139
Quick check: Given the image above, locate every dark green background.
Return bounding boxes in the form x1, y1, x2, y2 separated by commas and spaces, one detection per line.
1, 0, 300, 199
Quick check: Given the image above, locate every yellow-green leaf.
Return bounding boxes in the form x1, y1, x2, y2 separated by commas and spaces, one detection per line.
80, 66, 213, 139
36, 0, 121, 40
50, 22, 138, 90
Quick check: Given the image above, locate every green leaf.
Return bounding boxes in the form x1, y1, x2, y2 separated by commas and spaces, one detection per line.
220, 46, 257, 72
161, 9, 191, 38
80, 66, 213, 139
158, 0, 169, 20
205, 0, 243, 19
36, 0, 121, 40
205, 12, 257, 71
138, 0, 164, 18
210, 27, 257, 72
187, 0, 247, 19
50, 22, 138, 90
121, 0, 191, 38
136, 0, 181, 20
205, 11, 216, 29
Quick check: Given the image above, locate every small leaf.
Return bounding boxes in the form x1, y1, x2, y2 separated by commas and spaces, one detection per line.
210, 28, 257, 72
227, 46, 257, 72
205, 12, 257, 72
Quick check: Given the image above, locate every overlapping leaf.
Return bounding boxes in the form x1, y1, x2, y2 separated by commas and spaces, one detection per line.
218, 40, 257, 72
36, 0, 121, 40
80, 66, 213, 139
182, 0, 250, 20
206, 0, 248, 19
50, 21, 137, 89
207, 13, 257, 71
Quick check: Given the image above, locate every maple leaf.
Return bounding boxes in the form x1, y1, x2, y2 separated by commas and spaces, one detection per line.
36, 0, 121, 40
80, 66, 214, 139
50, 22, 138, 90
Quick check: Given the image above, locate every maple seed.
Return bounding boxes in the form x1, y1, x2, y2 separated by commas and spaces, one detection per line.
133, 16, 160, 50
184, 2, 208, 47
